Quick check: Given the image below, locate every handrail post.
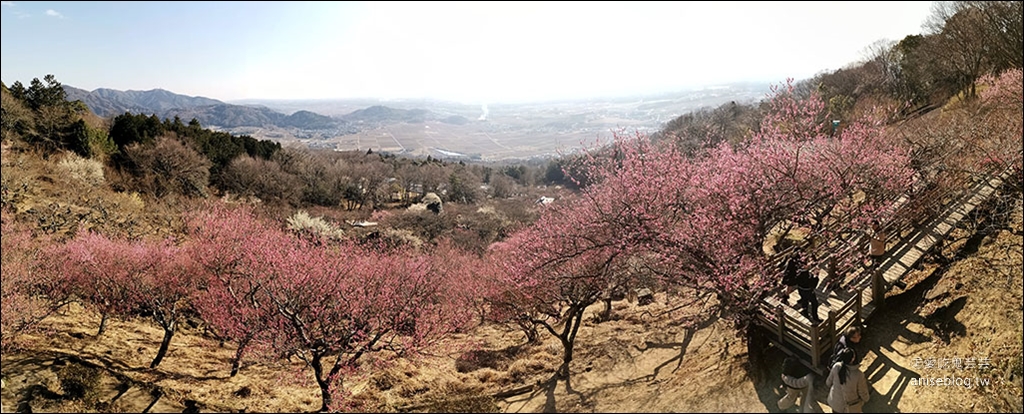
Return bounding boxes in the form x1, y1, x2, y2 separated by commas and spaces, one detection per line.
776, 305, 785, 343
872, 268, 884, 309
828, 310, 837, 353
810, 319, 820, 368
854, 289, 863, 327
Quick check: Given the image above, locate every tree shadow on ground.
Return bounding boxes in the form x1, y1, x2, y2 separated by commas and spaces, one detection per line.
819, 246, 975, 413
502, 371, 587, 413
501, 310, 720, 413
455, 344, 525, 373
15, 383, 64, 413
751, 348, 791, 413
632, 313, 719, 382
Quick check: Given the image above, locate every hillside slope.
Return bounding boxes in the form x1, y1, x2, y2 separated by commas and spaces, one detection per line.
1, 201, 1019, 412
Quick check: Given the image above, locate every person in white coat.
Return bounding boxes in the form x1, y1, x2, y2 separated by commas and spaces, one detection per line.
826, 348, 870, 413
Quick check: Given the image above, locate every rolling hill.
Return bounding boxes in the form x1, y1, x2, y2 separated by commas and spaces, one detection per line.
61, 85, 349, 131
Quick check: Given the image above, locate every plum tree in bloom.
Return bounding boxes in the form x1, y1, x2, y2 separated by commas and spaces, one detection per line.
970, 68, 1022, 193
491, 78, 916, 372
57, 231, 200, 368
257, 237, 475, 412
184, 204, 290, 376
52, 230, 154, 337
426, 239, 494, 328
1, 216, 39, 351
124, 238, 201, 368
183, 203, 477, 409
895, 68, 1022, 242
487, 162, 658, 380
1, 211, 69, 352
651, 80, 912, 322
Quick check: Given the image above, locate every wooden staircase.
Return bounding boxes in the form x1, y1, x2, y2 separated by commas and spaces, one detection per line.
754, 170, 1010, 374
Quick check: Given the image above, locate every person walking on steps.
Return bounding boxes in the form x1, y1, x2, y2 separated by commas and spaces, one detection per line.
867, 219, 907, 290
831, 326, 862, 369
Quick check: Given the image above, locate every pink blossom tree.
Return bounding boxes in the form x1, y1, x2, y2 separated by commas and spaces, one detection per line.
184, 204, 289, 376
486, 162, 659, 379
53, 230, 155, 337
895, 68, 1022, 243
182, 203, 478, 409
1, 211, 70, 352
258, 237, 475, 411
56, 231, 200, 368
488, 79, 917, 379
426, 239, 494, 328
969, 68, 1022, 193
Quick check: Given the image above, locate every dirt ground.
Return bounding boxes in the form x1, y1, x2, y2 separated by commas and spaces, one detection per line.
1, 205, 1021, 413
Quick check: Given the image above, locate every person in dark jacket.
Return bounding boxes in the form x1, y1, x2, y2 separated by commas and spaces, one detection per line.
796, 267, 821, 323
783, 251, 804, 293
831, 325, 863, 367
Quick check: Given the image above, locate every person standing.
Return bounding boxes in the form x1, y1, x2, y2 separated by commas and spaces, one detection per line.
867, 220, 886, 269
778, 357, 814, 412
832, 326, 862, 366
826, 348, 869, 413
796, 267, 821, 323
781, 250, 804, 304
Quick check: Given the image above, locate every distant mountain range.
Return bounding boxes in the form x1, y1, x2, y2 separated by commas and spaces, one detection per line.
62, 86, 223, 118
61, 85, 448, 131
57, 83, 775, 159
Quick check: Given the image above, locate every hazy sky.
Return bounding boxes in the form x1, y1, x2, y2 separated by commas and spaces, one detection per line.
1, 1, 935, 103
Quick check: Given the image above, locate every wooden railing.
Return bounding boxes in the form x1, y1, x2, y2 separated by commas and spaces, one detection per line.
755, 166, 1010, 374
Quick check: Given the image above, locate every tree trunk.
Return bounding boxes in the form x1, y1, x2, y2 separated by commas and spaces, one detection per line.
518, 318, 539, 344
229, 336, 252, 377
558, 307, 583, 379
526, 326, 540, 344
312, 354, 332, 412
149, 321, 176, 369
559, 338, 573, 379
745, 323, 769, 385
601, 297, 613, 321
96, 312, 109, 337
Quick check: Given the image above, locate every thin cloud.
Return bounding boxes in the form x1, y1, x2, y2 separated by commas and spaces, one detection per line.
1, 1, 15, 7
45, 9, 63, 18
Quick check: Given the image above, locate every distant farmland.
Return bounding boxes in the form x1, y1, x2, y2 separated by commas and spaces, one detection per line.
331, 121, 617, 161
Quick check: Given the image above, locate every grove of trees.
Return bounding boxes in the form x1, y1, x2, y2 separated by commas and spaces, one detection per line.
1, 2, 1021, 411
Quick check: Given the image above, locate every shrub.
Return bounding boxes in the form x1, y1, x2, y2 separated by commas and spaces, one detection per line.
56, 362, 101, 402
286, 210, 345, 241
57, 152, 105, 187
218, 155, 303, 205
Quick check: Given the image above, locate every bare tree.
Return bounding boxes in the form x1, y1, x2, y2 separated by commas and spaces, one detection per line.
925, 1, 1020, 99
124, 136, 211, 198
489, 173, 516, 199
973, 1, 1024, 71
